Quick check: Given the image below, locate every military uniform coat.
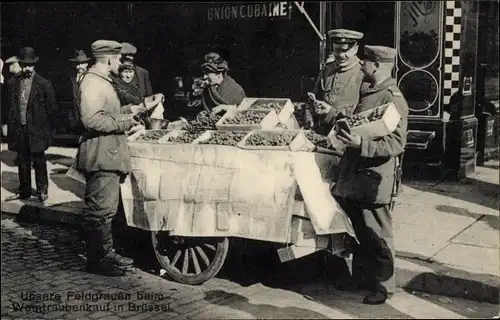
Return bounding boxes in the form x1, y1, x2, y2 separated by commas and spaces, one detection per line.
309, 60, 365, 135
6, 73, 57, 153
75, 66, 136, 174
332, 78, 409, 205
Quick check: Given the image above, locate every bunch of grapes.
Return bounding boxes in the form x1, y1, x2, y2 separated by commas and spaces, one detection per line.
250, 101, 285, 113
136, 130, 170, 142
346, 107, 384, 127
166, 132, 200, 144
199, 131, 247, 146
223, 110, 268, 125
185, 111, 221, 134
304, 131, 327, 145
245, 132, 296, 147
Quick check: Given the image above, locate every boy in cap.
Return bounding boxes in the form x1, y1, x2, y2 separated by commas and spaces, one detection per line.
332, 45, 408, 305
76, 39, 148, 276
306, 29, 365, 135
120, 42, 153, 98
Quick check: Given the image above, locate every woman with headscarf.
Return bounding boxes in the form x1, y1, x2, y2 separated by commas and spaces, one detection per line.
112, 57, 164, 121
200, 52, 246, 114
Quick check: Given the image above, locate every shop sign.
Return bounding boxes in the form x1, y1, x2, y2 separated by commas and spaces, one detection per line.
207, 2, 291, 21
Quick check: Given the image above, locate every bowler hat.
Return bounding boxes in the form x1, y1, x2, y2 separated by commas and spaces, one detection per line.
69, 50, 91, 63
18, 47, 39, 64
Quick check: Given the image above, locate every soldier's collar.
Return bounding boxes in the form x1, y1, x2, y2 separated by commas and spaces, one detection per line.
364, 78, 397, 93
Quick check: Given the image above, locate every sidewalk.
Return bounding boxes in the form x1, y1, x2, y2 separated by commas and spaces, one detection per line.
1, 144, 499, 303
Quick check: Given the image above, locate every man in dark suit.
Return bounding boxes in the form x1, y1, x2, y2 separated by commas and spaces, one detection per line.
120, 42, 153, 98
68, 49, 91, 131
5, 47, 58, 202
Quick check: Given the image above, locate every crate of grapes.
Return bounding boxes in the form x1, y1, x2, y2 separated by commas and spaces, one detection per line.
215, 108, 280, 131
127, 129, 171, 143
327, 102, 401, 146
158, 130, 201, 144
237, 98, 295, 124
238, 129, 315, 152
193, 130, 248, 147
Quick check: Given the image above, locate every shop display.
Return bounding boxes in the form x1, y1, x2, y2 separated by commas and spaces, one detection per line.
197, 131, 247, 146
133, 130, 171, 142
304, 131, 330, 149
222, 110, 269, 125
244, 131, 297, 147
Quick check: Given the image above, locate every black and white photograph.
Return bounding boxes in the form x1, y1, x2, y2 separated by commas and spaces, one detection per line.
0, 1, 499, 319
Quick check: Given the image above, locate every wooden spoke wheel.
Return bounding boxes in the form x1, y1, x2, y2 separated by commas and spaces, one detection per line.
151, 232, 229, 285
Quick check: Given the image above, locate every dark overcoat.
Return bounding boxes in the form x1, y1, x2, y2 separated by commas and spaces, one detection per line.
7, 73, 57, 153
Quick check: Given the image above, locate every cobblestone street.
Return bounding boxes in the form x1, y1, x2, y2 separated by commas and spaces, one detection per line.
2, 212, 499, 319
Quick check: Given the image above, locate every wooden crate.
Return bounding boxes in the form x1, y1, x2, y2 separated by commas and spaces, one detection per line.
327, 102, 401, 147
215, 108, 280, 131
237, 129, 315, 152
157, 130, 190, 144
192, 130, 248, 146
237, 97, 295, 124
127, 129, 171, 143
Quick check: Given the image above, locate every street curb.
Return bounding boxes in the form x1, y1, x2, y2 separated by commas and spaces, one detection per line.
2, 200, 499, 304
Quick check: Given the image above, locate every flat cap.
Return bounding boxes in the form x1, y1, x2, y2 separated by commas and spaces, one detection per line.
364, 45, 396, 63
328, 29, 364, 44
5, 56, 19, 64
121, 42, 137, 55
91, 40, 122, 56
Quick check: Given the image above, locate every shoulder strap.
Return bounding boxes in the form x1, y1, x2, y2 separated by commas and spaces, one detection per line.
387, 86, 404, 98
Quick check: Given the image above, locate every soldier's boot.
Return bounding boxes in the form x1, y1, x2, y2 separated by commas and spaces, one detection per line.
86, 260, 126, 277
103, 249, 134, 267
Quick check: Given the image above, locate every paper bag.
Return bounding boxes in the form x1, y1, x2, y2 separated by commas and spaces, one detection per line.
150, 101, 165, 119
66, 160, 86, 184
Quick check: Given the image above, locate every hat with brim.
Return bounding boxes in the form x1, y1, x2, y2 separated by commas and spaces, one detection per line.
18, 47, 39, 64
69, 50, 91, 63
5, 56, 19, 64
119, 58, 135, 71
328, 29, 364, 45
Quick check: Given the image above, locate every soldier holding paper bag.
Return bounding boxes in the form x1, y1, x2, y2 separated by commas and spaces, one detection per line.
332, 45, 408, 305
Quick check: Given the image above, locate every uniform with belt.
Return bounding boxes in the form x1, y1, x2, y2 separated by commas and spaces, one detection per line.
77, 40, 138, 276
333, 46, 408, 304
306, 29, 365, 135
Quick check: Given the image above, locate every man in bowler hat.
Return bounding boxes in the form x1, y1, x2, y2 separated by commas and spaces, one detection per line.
76, 40, 149, 276
4, 47, 57, 203
332, 45, 408, 305
306, 29, 365, 135
120, 42, 153, 98
68, 49, 91, 130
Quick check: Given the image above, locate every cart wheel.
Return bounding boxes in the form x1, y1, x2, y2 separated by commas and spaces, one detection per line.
151, 232, 229, 285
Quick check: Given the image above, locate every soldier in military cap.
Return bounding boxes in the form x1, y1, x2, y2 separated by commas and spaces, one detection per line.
331, 45, 408, 305
306, 29, 365, 135
76, 40, 150, 276
120, 42, 153, 98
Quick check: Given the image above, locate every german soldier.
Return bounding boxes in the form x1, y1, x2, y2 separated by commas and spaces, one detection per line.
77, 40, 146, 276
305, 29, 365, 135
332, 45, 408, 305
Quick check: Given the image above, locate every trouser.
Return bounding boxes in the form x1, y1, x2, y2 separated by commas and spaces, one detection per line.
336, 197, 396, 294
82, 170, 122, 264
17, 125, 48, 196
